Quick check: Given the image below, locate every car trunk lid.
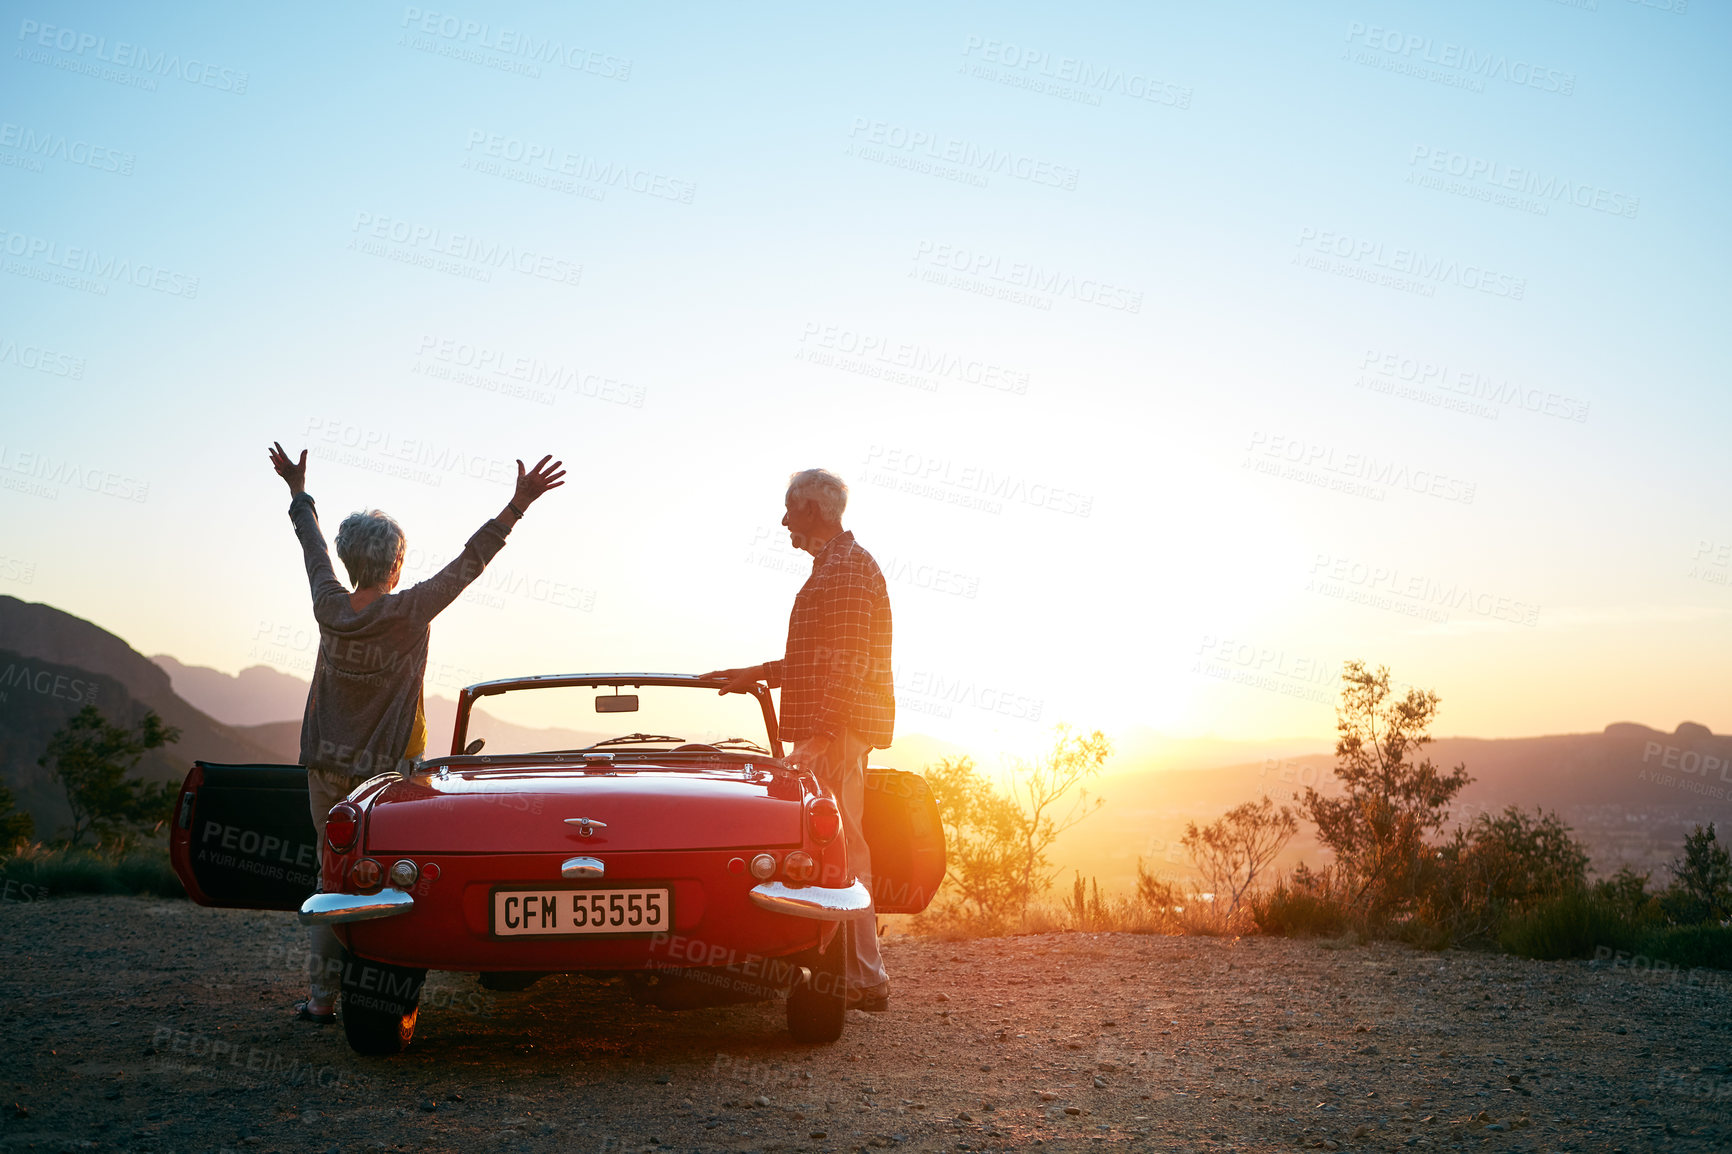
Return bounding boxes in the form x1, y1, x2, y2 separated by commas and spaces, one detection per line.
364, 762, 805, 854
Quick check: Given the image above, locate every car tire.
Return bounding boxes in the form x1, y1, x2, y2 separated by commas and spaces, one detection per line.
786, 925, 847, 1043
343, 1000, 419, 1056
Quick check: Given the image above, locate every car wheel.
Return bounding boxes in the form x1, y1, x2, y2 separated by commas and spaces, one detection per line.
786, 924, 847, 1043
343, 1000, 419, 1056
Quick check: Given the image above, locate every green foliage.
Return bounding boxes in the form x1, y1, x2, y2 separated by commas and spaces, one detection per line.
1499, 892, 1732, 970
1593, 865, 1664, 925
919, 726, 1109, 930
1660, 823, 1732, 925
38, 705, 180, 847
1302, 662, 1472, 921
1498, 891, 1641, 960
1636, 924, 1732, 971
0, 843, 185, 899
1250, 870, 1350, 937
1181, 795, 1298, 924
1428, 807, 1591, 940
0, 782, 34, 849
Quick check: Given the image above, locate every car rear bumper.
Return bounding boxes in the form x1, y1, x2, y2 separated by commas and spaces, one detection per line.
299, 889, 416, 924
748, 879, 872, 921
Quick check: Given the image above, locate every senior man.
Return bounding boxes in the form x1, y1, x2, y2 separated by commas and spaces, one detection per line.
705, 468, 895, 1012
268, 440, 564, 1023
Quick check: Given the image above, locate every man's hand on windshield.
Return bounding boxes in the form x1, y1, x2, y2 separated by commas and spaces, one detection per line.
702, 666, 765, 695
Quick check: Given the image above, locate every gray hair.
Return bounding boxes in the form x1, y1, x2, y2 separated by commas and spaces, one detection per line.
334, 509, 406, 590
787, 468, 848, 522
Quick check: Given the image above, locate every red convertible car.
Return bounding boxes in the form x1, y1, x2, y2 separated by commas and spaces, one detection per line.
170, 673, 944, 1055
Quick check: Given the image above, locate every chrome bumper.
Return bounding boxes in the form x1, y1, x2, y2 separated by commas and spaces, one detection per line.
298, 889, 416, 925
748, 879, 872, 921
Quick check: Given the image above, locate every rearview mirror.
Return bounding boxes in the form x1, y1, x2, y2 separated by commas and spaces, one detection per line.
595, 694, 639, 714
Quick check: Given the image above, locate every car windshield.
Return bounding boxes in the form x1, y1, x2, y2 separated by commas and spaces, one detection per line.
460, 682, 775, 758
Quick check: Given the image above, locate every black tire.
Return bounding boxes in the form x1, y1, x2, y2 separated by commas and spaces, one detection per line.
343, 1000, 418, 1056
786, 924, 847, 1043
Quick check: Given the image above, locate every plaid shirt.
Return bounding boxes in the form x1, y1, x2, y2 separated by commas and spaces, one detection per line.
763, 531, 895, 748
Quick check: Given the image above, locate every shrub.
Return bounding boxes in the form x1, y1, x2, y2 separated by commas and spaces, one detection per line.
1498, 890, 1641, 960
1302, 663, 1473, 923
1593, 865, 1665, 926
1659, 823, 1732, 925
0, 843, 184, 899
1429, 807, 1591, 941
919, 727, 1110, 927
1181, 796, 1298, 925
1636, 924, 1732, 971
1252, 874, 1350, 937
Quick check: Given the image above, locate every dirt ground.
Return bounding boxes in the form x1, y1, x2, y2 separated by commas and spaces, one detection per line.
2, 897, 1730, 1153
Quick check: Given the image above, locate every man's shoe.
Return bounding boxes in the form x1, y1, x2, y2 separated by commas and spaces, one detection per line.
847, 983, 890, 1013
294, 999, 335, 1024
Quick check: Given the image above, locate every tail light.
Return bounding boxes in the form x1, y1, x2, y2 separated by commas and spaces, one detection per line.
808, 797, 841, 844
325, 802, 361, 852
784, 851, 816, 882
749, 853, 778, 880
349, 858, 383, 891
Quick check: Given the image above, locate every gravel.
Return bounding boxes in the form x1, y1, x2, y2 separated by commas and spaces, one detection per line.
2, 895, 1729, 1151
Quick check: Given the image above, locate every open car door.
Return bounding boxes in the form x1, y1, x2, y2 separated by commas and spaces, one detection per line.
169, 762, 320, 910
861, 767, 946, 915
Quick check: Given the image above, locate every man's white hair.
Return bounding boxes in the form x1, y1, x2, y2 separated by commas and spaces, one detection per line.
334, 509, 406, 590
786, 468, 848, 522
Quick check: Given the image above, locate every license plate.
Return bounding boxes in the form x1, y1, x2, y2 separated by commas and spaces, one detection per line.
492, 887, 671, 937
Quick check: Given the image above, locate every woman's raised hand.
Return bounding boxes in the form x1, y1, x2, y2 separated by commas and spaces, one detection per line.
269, 441, 307, 495
512, 455, 566, 510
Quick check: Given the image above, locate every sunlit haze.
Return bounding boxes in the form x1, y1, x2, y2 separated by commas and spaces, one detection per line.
3, 2, 1727, 769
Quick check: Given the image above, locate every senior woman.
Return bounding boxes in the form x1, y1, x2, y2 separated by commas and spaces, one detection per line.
268, 440, 564, 1023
